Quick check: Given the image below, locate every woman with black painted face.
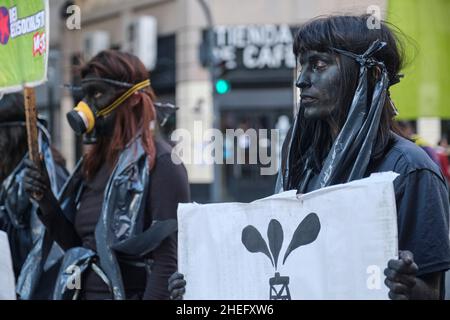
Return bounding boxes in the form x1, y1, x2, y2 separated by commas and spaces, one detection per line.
23, 50, 190, 300
169, 15, 450, 300
283, 15, 449, 300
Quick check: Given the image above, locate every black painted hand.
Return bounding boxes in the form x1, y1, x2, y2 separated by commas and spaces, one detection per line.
23, 156, 51, 202
384, 250, 419, 300
168, 272, 186, 300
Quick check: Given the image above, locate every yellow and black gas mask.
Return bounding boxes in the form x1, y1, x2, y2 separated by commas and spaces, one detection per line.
66, 78, 150, 138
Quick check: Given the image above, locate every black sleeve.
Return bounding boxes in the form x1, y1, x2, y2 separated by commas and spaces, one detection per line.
37, 192, 82, 250
36, 163, 80, 250
395, 168, 450, 276
143, 154, 190, 300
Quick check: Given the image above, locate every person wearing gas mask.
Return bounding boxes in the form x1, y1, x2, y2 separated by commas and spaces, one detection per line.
169, 15, 450, 300
0, 93, 69, 299
23, 50, 190, 300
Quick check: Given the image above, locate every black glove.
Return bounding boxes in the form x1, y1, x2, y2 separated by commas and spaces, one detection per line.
22, 156, 61, 219
168, 272, 186, 300
23, 156, 51, 202
23, 156, 79, 250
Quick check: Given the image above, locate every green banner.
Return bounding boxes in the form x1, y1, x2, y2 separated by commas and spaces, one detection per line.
0, 0, 48, 93
387, 0, 450, 119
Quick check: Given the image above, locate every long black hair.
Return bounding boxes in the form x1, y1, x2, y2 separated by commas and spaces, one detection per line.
287, 14, 407, 189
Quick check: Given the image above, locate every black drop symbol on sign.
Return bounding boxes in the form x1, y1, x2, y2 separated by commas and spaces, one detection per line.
241, 213, 321, 300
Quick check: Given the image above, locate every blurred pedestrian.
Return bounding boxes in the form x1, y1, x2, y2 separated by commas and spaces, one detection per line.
397, 120, 440, 165
436, 136, 450, 185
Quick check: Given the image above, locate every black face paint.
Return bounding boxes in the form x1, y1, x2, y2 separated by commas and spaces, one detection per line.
80, 74, 119, 136
296, 51, 341, 119
81, 80, 117, 111
66, 74, 126, 142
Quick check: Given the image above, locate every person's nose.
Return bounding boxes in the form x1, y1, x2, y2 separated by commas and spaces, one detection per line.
296, 70, 312, 89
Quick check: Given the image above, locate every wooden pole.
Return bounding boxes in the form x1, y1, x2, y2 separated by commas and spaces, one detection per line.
24, 87, 43, 201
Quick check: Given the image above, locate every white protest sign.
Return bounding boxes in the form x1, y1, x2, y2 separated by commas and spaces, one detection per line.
0, 230, 16, 300
178, 172, 399, 300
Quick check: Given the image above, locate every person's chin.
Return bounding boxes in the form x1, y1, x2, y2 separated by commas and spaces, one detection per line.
303, 106, 325, 119
302, 103, 334, 120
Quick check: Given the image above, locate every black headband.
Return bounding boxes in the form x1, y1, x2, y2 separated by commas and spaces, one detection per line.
330, 40, 403, 86
63, 77, 150, 92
